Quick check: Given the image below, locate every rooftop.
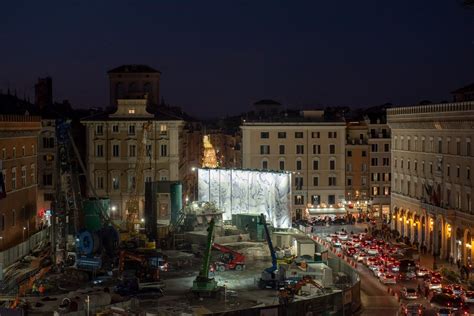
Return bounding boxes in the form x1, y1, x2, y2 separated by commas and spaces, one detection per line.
107, 64, 161, 74
451, 83, 474, 94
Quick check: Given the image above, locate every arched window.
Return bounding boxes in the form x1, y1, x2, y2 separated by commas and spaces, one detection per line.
128, 82, 138, 92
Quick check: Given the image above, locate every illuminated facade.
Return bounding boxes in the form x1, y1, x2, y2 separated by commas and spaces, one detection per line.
197, 168, 291, 228
388, 101, 474, 264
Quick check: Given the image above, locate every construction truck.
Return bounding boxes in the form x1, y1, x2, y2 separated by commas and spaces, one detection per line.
192, 219, 220, 297
212, 243, 245, 272
258, 213, 286, 289
278, 276, 323, 304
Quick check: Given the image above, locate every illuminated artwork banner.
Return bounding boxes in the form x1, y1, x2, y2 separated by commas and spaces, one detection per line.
198, 168, 291, 228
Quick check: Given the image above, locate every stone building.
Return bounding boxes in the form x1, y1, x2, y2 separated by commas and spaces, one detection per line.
0, 115, 41, 250
388, 101, 474, 264
241, 110, 346, 220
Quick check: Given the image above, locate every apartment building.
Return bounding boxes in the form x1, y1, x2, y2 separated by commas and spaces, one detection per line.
366, 115, 391, 219
345, 122, 370, 211
0, 115, 41, 250
241, 110, 346, 220
388, 100, 474, 264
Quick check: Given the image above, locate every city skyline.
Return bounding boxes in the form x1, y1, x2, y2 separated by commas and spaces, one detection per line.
1, 0, 473, 118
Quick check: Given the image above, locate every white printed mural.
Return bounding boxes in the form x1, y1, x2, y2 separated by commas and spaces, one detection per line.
198, 168, 291, 228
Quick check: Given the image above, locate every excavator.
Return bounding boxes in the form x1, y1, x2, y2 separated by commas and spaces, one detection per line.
278, 276, 323, 304
10, 266, 52, 308
212, 243, 245, 272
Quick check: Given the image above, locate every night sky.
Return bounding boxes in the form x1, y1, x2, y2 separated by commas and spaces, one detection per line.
1, 0, 473, 118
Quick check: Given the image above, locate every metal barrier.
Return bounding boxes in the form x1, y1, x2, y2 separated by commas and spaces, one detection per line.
0, 228, 50, 268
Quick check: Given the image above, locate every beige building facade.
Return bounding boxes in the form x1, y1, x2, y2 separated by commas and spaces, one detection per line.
388, 101, 474, 264
81, 99, 186, 222
241, 113, 346, 220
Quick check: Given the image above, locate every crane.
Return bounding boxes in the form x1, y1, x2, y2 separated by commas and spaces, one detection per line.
258, 213, 284, 289
212, 243, 245, 272
192, 219, 219, 297
125, 122, 152, 233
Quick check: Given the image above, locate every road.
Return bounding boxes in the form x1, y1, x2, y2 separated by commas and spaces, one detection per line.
312, 223, 438, 316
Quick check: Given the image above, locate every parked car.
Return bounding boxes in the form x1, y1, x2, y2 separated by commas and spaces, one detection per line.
416, 268, 430, 278
380, 273, 397, 285
401, 287, 419, 300
461, 291, 474, 304
436, 308, 455, 316
400, 303, 424, 316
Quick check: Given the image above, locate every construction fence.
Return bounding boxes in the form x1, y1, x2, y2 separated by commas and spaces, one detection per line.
0, 227, 50, 268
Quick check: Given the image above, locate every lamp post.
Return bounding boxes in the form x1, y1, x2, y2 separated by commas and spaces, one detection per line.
23, 227, 26, 242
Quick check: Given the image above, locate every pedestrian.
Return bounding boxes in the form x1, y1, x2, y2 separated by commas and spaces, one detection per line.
457, 259, 461, 270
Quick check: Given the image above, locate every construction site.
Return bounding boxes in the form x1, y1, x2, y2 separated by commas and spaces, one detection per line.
0, 121, 359, 316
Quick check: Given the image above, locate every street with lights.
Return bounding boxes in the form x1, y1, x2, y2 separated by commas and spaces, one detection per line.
310, 221, 473, 316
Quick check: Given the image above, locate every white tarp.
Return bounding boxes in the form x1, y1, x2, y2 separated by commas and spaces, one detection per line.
198, 168, 291, 228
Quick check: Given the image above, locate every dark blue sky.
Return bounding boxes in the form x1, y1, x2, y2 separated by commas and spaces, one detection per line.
1, 0, 473, 118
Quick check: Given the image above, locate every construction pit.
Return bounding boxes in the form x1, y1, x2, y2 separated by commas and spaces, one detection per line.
0, 225, 345, 316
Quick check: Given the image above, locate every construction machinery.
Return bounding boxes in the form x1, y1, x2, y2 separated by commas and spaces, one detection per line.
258, 213, 285, 289
278, 276, 323, 304
192, 219, 220, 297
212, 243, 245, 272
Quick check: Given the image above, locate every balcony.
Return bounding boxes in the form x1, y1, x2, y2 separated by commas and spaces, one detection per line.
346, 138, 368, 145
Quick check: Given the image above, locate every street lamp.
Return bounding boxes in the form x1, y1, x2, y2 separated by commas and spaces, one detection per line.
22, 227, 26, 242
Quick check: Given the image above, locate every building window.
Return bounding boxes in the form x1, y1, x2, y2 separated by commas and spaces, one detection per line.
160, 124, 167, 135
295, 132, 304, 138
384, 173, 390, 182
279, 145, 285, 154
129, 144, 136, 157
11, 168, 16, 190
401, 159, 404, 169
328, 176, 336, 186
371, 158, 378, 166
296, 160, 302, 170
384, 187, 390, 195
160, 144, 168, 157
128, 108, 135, 114
372, 186, 379, 196
43, 193, 54, 201
312, 132, 320, 138
407, 139, 411, 151
422, 138, 426, 151
414, 161, 417, 171
128, 125, 136, 135
329, 144, 335, 154
260, 145, 270, 155
383, 158, 390, 166
112, 125, 119, 133
97, 176, 104, 190
438, 139, 442, 154
96, 144, 104, 157
371, 144, 378, 152
278, 132, 286, 139
31, 164, 35, 184
313, 160, 319, 170
262, 160, 268, 170
457, 140, 461, 155
295, 177, 303, 190
21, 146, 25, 157
260, 132, 269, 139
313, 176, 319, 186
129, 175, 136, 191
407, 160, 410, 170
296, 145, 304, 154
372, 173, 379, 181
112, 177, 120, 190
313, 144, 321, 154
384, 144, 389, 152
0, 214, 4, 231
311, 195, 320, 205
468, 168, 471, 180
279, 160, 285, 170
346, 163, 352, 172
11, 209, 15, 227
362, 150, 367, 157
12, 147, 16, 158
422, 161, 425, 173
328, 132, 337, 138
447, 165, 451, 177
329, 159, 335, 170
457, 166, 460, 178
430, 163, 433, 174
467, 193, 472, 213
42, 173, 53, 186
112, 144, 120, 157
21, 166, 26, 187
467, 140, 471, 156
1, 148, 5, 159
145, 144, 152, 158
96, 125, 104, 135
328, 195, 336, 205
362, 176, 367, 186
294, 195, 304, 205
347, 150, 352, 157
362, 163, 367, 172
347, 178, 352, 186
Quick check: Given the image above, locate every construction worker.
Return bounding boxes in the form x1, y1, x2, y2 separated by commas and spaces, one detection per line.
38, 284, 45, 296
